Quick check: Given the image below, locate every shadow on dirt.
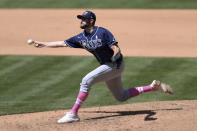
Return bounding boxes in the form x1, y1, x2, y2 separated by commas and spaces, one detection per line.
83, 108, 182, 121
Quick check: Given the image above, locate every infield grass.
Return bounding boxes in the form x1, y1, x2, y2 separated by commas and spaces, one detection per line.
0, 0, 197, 9
0, 55, 197, 115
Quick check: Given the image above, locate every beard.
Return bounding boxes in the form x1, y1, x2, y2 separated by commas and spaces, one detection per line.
80, 24, 88, 29
80, 20, 91, 29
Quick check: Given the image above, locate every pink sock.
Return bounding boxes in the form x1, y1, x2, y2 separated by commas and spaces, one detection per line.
71, 91, 88, 115
128, 85, 153, 97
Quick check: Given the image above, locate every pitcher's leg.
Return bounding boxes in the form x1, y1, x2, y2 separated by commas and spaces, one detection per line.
106, 77, 160, 102
70, 91, 88, 115
80, 62, 123, 93
106, 76, 131, 102
71, 63, 123, 115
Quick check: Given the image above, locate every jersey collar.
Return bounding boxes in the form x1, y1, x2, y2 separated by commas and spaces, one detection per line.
83, 26, 98, 37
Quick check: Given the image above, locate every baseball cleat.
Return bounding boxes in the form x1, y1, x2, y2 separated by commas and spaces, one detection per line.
57, 112, 80, 123
151, 80, 173, 95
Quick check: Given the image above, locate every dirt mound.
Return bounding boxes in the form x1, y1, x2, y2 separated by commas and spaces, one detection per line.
0, 100, 197, 131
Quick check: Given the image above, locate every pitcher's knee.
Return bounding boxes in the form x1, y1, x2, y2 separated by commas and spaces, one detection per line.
114, 90, 130, 102
114, 95, 128, 102
80, 76, 94, 93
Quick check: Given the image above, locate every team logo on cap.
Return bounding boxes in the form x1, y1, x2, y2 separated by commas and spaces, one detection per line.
83, 11, 88, 15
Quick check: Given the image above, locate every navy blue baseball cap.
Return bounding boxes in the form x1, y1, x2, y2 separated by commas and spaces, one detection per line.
77, 11, 96, 21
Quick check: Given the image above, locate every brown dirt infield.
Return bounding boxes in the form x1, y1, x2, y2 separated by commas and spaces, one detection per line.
1, 9, 197, 57
1, 100, 197, 131
0, 9, 197, 131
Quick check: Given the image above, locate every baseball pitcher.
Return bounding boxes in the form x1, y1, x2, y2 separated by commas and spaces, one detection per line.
30, 11, 173, 123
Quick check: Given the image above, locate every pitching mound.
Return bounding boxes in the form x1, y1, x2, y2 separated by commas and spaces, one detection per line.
0, 100, 197, 131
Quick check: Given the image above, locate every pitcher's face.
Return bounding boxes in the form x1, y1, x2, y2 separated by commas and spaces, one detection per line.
80, 18, 91, 29
80, 18, 94, 29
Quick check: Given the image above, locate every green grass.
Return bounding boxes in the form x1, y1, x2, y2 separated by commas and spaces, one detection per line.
0, 0, 197, 9
0, 55, 197, 115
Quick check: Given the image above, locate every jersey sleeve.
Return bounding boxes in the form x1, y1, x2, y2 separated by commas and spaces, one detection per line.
64, 35, 83, 48
104, 29, 118, 47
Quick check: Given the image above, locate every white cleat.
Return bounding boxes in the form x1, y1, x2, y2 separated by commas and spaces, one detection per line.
57, 112, 80, 123
151, 80, 173, 95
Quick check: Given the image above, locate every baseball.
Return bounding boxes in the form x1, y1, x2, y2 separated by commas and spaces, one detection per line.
27, 39, 34, 45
